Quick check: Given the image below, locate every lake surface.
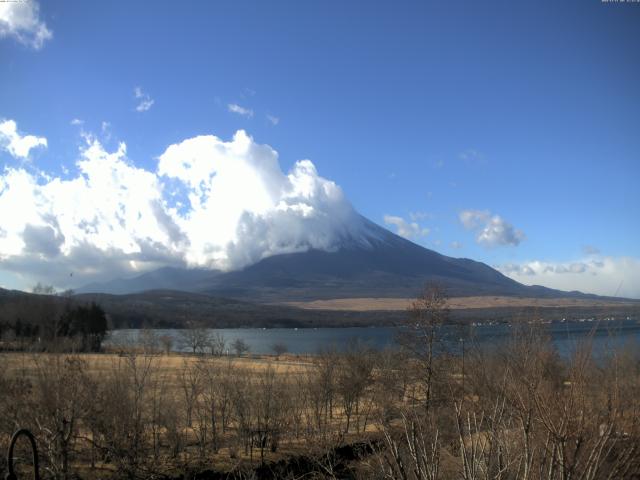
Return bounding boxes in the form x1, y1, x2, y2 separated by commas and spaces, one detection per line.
106, 318, 640, 357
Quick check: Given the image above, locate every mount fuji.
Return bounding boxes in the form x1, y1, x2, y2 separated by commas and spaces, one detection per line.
77, 216, 597, 302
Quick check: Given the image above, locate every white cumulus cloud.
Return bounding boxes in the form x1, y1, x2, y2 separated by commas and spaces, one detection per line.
0, 129, 367, 288
0, 137, 182, 286
383, 215, 429, 240
0, 0, 52, 49
0, 119, 47, 159
134, 87, 154, 112
498, 257, 640, 299
459, 209, 525, 247
157, 131, 364, 269
228, 103, 254, 118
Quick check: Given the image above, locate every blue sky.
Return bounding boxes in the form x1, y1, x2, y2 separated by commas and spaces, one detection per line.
1, 0, 639, 297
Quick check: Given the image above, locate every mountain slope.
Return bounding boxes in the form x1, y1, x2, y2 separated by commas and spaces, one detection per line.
77, 217, 588, 302
78, 266, 222, 296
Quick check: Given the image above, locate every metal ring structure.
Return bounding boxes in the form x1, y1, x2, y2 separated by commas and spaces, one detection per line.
5, 429, 39, 480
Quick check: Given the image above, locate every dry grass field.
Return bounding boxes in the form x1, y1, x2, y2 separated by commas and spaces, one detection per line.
0, 349, 384, 478
282, 295, 639, 311
1, 316, 639, 479
1, 351, 315, 378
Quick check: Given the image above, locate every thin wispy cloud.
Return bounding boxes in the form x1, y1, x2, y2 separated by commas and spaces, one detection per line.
134, 87, 154, 112
266, 114, 280, 126
100, 121, 112, 141
459, 149, 486, 166
459, 209, 524, 247
0, 0, 52, 50
228, 103, 254, 118
582, 245, 600, 255
409, 211, 434, 221
241, 87, 256, 98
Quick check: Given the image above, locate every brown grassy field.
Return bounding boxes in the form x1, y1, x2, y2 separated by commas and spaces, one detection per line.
281, 295, 638, 311
0, 350, 378, 478
1, 351, 315, 377
2, 319, 639, 479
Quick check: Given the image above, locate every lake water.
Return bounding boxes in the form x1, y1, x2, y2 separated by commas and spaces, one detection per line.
106, 318, 640, 357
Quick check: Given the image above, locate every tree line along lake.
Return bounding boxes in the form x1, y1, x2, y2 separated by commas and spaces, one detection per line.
106, 317, 640, 357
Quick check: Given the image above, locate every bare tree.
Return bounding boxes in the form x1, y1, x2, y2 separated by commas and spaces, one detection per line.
373, 348, 411, 423
376, 410, 441, 480
253, 364, 291, 463
178, 359, 202, 428
205, 331, 226, 356
217, 357, 236, 434
178, 327, 210, 354
229, 367, 254, 455
147, 364, 171, 461
140, 328, 159, 354
32, 282, 56, 295
232, 338, 250, 357
31, 355, 90, 480
88, 354, 157, 479
336, 341, 374, 433
158, 334, 173, 355
196, 358, 224, 453
398, 282, 449, 412
271, 342, 288, 359
311, 347, 338, 435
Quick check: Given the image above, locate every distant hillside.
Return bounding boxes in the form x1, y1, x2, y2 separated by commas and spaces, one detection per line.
78, 267, 221, 296
2, 287, 638, 330
72, 289, 391, 328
